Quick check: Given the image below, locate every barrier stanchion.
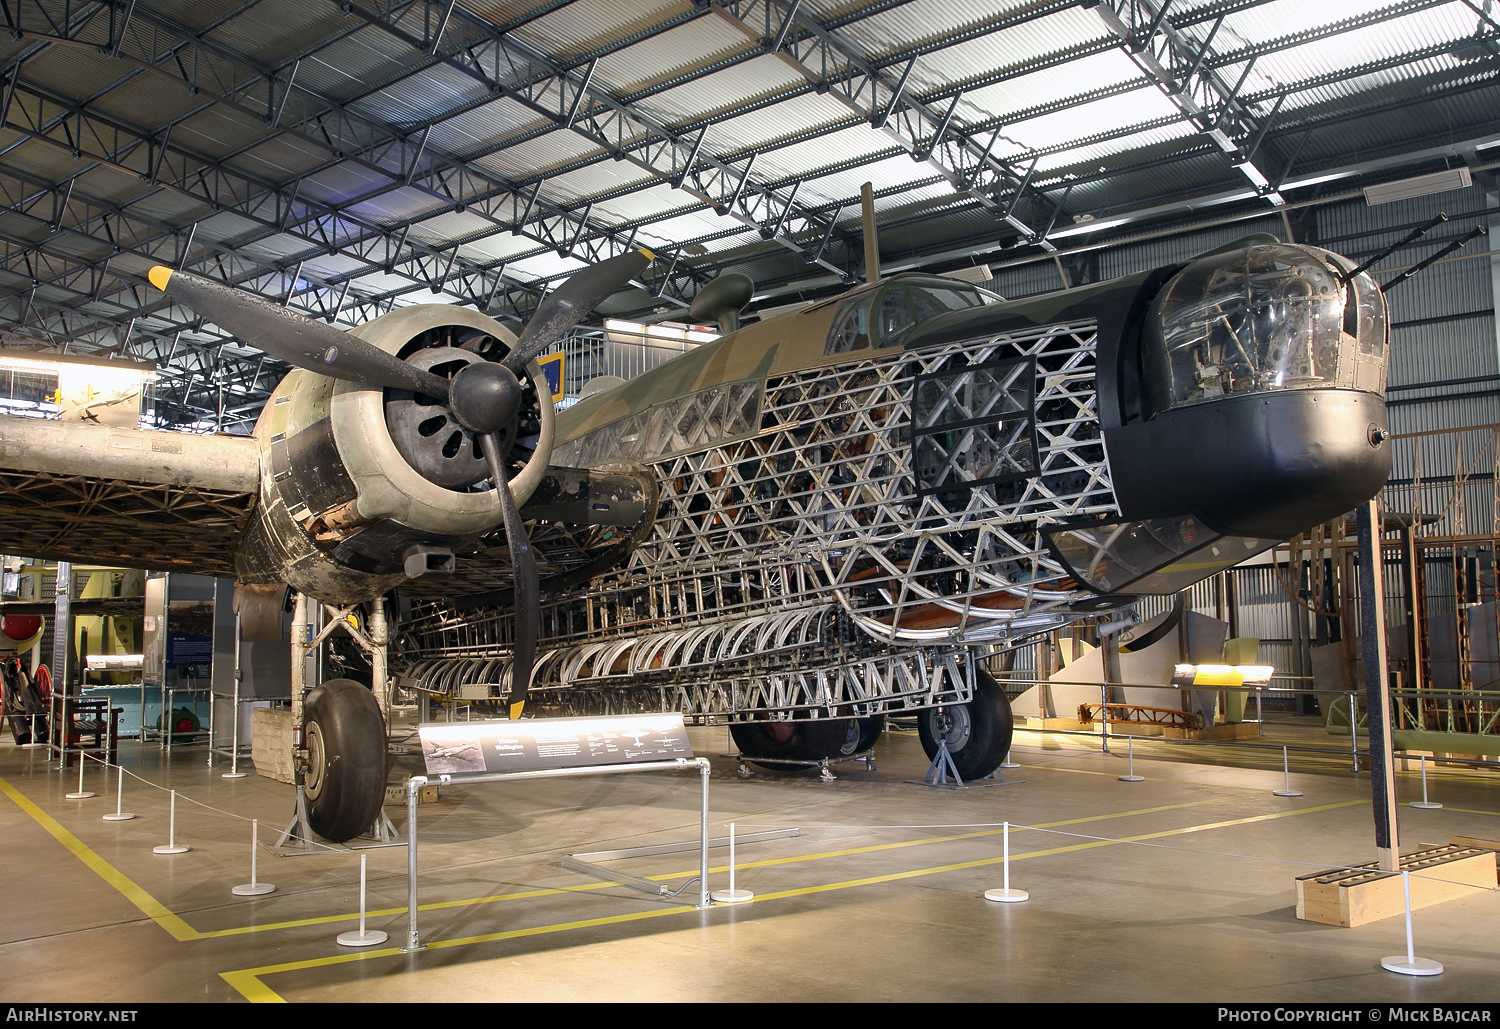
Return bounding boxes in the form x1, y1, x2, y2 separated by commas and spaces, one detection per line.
21, 713, 46, 749
232, 819, 275, 896
65, 750, 95, 800
1409, 755, 1442, 810
400, 777, 425, 953
1001, 749, 1019, 770
984, 822, 1028, 902
1381, 871, 1443, 976
1348, 692, 1359, 772
337, 853, 388, 947
153, 789, 191, 854
1273, 746, 1303, 798
1118, 735, 1144, 782
102, 765, 135, 821
710, 823, 753, 904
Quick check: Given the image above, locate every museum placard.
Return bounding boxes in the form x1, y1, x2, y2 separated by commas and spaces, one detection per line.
418, 713, 694, 775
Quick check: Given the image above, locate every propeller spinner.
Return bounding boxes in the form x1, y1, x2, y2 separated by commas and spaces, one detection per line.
149, 248, 654, 716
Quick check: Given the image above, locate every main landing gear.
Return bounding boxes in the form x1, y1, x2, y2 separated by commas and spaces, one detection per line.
917, 670, 1014, 781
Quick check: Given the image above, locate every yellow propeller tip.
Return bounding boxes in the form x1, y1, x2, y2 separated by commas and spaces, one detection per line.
638, 248, 655, 262
509, 701, 526, 720
148, 266, 173, 292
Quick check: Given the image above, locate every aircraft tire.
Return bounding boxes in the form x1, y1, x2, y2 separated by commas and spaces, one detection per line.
856, 715, 886, 753
730, 717, 861, 769
917, 670, 1013, 781
303, 678, 387, 843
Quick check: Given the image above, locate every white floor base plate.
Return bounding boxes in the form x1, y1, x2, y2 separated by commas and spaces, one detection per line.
985, 888, 1029, 903
221, 772, 248, 779
1409, 801, 1443, 809
1273, 789, 1303, 797
232, 882, 276, 896
711, 889, 754, 903
1118, 775, 1145, 782
1382, 956, 1443, 976
337, 930, 389, 947
153, 845, 190, 854
102, 812, 135, 821
65, 791, 95, 799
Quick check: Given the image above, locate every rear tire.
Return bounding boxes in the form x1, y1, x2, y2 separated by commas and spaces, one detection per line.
303, 679, 386, 843
918, 670, 1013, 781
856, 715, 885, 753
730, 717, 861, 769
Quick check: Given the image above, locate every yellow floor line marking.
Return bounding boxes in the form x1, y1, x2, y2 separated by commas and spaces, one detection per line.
220, 905, 701, 1002
748, 799, 1365, 903
1436, 806, 1500, 818
196, 881, 621, 938
652, 793, 1249, 877
220, 798, 1362, 1002
0, 766, 1245, 943
0, 773, 202, 943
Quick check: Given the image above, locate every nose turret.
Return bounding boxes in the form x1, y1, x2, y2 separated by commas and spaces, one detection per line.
1049, 243, 1391, 596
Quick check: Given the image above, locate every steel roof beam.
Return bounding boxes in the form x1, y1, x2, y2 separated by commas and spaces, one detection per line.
1095, 0, 1284, 204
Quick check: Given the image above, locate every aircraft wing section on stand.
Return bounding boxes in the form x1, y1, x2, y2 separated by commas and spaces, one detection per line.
0, 415, 260, 576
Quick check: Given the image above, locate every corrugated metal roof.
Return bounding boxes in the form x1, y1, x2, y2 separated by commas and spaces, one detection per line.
205, 0, 350, 69
628, 52, 811, 127
845, 0, 1105, 71
509, 0, 695, 68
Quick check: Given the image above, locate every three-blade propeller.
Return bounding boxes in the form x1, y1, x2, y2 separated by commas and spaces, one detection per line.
149, 249, 653, 716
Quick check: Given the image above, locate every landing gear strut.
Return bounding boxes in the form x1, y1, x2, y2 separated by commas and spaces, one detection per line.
278, 592, 395, 847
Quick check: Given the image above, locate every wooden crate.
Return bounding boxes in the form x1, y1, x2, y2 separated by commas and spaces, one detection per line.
250, 707, 294, 784
384, 783, 440, 806
1295, 845, 1497, 927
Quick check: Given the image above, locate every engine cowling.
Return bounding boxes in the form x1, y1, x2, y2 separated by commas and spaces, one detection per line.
234, 305, 555, 605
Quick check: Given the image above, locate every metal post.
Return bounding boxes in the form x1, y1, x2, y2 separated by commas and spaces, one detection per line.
401, 776, 426, 952
52, 560, 70, 767
232, 819, 275, 896
1273, 745, 1302, 797
103, 764, 134, 820
1119, 735, 1144, 781
985, 821, 1028, 902
65, 743, 94, 799
698, 760, 712, 909
153, 789, 190, 854
1099, 682, 1110, 754
337, 852, 388, 946
1380, 871, 1443, 975
1350, 692, 1359, 772
224, 612, 246, 778
1410, 754, 1442, 809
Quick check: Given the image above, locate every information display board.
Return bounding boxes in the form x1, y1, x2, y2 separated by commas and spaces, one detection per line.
418, 713, 694, 775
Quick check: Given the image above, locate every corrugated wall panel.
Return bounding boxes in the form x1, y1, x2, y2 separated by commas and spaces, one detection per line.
1389, 316, 1499, 387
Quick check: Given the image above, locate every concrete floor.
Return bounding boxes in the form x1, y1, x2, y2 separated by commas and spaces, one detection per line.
1, 717, 1497, 1003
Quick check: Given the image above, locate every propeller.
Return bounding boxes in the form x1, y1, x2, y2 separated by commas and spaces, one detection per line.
149, 247, 654, 717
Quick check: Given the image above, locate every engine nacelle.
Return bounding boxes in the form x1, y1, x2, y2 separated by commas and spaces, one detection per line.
234, 305, 554, 605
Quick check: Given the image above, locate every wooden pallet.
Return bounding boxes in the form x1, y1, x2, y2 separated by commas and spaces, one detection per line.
1295, 844, 1497, 927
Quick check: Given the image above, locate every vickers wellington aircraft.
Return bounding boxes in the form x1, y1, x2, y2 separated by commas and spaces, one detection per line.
0, 202, 1393, 841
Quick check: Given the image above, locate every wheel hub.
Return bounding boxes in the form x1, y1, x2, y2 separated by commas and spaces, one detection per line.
305, 721, 326, 800
935, 705, 972, 751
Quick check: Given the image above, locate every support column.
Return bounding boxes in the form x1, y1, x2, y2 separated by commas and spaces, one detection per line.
289, 591, 308, 728
52, 560, 71, 764
1357, 500, 1401, 872
368, 599, 389, 722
